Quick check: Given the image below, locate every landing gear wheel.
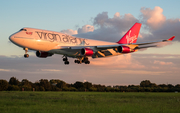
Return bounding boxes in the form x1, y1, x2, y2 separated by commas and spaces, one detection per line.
85, 61, 90, 64
77, 60, 82, 64
74, 60, 81, 64
63, 58, 67, 61
74, 60, 78, 63
74, 57, 89, 64
64, 61, 69, 65
83, 57, 90, 64
24, 54, 29, 58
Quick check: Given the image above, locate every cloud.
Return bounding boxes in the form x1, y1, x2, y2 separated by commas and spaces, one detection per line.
116, 70, 165, 75
40, 69, 62, 72
0, 69, 11, 72
93, 12, 138, 29
114, 12, 120, 18
0, 53, 180, 85
152, 66, 160, 69
140, 6, 166, 29
153, 60, 173, 65
78, 25, 94, 34
90, 54, 145, 69
93, 12, 109, 28
60, 29, 77, 35
75, 12, 139, 42
139, 7, 180, 42
60, 25, 95, 36
90, 54, 132, 66
149, 19, 180, 41
60, 6, 179, 44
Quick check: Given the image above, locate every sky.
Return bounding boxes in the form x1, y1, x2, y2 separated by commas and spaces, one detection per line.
0, 0, 180, 86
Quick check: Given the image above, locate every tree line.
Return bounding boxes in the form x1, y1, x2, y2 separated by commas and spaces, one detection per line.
0, 77, 179, 92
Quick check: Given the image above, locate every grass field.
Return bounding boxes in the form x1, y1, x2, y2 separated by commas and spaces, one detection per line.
0, 91, 180, 113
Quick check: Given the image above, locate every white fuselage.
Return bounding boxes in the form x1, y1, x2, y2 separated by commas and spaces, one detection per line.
9, 28, 117, 54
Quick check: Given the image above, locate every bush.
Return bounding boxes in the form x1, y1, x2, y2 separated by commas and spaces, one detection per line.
0, 80, 9, 91
8, 85, 20, 91
89, 87, 97, 92
21, 85, 32, 91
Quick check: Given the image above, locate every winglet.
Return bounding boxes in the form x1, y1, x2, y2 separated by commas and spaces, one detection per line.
168, 36, 175, 41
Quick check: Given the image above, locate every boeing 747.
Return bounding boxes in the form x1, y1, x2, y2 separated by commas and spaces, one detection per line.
9, 23, 175, 65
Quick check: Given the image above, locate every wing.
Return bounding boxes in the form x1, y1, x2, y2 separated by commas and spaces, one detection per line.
48, 36, 175, 58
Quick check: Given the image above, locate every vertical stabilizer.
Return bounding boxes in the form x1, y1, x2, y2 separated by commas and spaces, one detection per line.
117, 23, 141, 44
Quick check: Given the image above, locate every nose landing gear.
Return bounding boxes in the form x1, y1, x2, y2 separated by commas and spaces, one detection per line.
24, 48, 29, 58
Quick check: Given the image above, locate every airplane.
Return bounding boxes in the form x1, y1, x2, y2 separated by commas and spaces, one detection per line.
9, 22, 175, 65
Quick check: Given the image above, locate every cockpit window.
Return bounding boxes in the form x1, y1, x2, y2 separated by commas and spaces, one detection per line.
19, 28, 27, 31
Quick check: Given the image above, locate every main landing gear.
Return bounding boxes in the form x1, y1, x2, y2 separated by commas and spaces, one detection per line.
62, 56, 69, 65
74, 57, 90, 64
24, 48, 29, 58
62, 56, 90, 65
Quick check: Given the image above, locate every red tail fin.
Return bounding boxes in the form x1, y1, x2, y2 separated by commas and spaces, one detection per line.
117, 23, 141, 44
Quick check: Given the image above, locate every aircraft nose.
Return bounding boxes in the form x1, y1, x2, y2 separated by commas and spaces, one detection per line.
9, 34, 14, 42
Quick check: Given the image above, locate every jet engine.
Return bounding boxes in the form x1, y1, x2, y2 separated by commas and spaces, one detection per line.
36, 51, 53, 58
117, 46, 131, 53
81, 48, 94, 56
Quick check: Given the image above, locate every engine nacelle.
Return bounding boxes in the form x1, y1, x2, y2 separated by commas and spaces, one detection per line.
81, 48, 94, 56
117, 46, 131, 53
36, 51, 53, 58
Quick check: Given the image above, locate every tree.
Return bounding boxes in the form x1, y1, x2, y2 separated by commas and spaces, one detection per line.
9, 77, 19, 85
74, 81, 84, 90
21, 85, 32, 91
167, 84, 174, 88
89, 87, 97, 91
158, 84, 167, 88
0, 80, 8, 91
69, 87, 77, 91
39, 79, 52, 91
119, 86, 128, 92
105, 87, 112, 92
84, 82, 92, 90
50, 79, 66, 84
150, 83, 157, 87
175, 84, 180, 88
39, 86, 45, 91
140, 80, 151, 87
51, 85, 61, 91
56, 81, 67, 89
21, 79, 32, 86
93, 84, 105, 92
175, 84, 180, 92
21, 79, 32, 91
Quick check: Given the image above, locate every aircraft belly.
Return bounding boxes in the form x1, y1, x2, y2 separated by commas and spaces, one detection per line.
49, 49, 80, 57
92, 49, 121, 58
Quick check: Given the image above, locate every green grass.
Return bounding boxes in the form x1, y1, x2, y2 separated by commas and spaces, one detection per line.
0, 92, 180, 113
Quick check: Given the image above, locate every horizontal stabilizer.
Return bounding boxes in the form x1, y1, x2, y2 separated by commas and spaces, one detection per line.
163, 36, 175, 41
